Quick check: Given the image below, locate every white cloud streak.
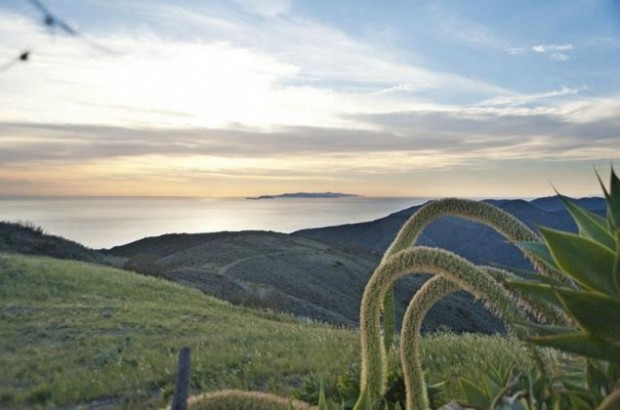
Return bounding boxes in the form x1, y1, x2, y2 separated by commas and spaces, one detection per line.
531, 43, 574, 61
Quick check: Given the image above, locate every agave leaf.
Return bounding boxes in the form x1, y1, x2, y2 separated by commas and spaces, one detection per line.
539, 227, 616, 295
494, 264, 568, 287
597, 169, 620, 231
554, 288, 620, 339
608, 168, 620, 230
512, 321, 575, 337
318, 383, 327, 410
585, 360, 608, 403
505, 280, 565, 307
353, 386, 371, 410
614, 230, 620, 293
516, 241, 561, 272
558, 194, 615, 250
568, 390, 595, 410
529, 331, 620, 363
459, 378, 490, 408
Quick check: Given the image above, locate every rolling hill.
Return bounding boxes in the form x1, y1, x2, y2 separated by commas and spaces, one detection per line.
106, 196, 604, 335
0, 252, 359, 408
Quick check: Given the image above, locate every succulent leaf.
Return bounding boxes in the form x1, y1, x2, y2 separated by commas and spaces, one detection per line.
554, 288, 620, 339
529, 332, 620, 364
608, 168, 620, 230
513, 322, 574, 337
558, 194, 615, 250
515, 241, 561, 272
459, 378, 489, 408
539, 227, 616, 295
504, 280, 564, 307
614, 230, 620, 293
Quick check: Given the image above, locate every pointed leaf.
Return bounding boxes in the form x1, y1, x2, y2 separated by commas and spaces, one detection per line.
505, 280, 565, 307
539, 227, 616, 294
504, 266, 568, 287
585, 360, 608, 402
529, 331, 620, 363
512, 321, 575, 337
608, 168, 620, 229
614, 230, 620, 293
568, 392, 594, 410
318, 383, 327, 410
554, 288, 620, 339
459, 378, 490, 407
353, 387, 371, 410
559, 194, 615, 250
516, 241, 561, 271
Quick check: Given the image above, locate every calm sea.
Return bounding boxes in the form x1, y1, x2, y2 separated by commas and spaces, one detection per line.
0, 196, 431, 249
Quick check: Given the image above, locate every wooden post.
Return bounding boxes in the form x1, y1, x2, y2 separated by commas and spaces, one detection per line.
172, 347, 191, 410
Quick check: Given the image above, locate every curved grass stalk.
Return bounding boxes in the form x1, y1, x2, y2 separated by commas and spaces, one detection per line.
482, 266, 570, 326
379, 198, 570, 351
355, 247, 531, 408
182, 390, 315, 410
383, 198, 539, 263
400, 275, 459, 410
401, 269, 556, 410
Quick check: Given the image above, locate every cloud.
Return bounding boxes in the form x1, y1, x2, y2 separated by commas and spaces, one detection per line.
531, 43, 574, 61
231, 0, 291, 16
0, 7, 506, 132
1, 94, 618, 169
532, 44, 574, 53
478, 86, 587, 107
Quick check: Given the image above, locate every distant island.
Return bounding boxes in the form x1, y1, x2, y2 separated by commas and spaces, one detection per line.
246, 192, 361, 200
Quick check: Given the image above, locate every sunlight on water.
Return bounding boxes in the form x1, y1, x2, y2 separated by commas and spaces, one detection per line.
0, 196, 431, 248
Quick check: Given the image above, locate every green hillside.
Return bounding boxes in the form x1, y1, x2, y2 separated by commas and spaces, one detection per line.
0, 253, 359, 408
0, 252, 535, 409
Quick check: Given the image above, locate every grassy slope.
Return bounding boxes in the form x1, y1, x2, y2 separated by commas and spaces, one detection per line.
0, 253, 536, 409
0, 253, 359, 408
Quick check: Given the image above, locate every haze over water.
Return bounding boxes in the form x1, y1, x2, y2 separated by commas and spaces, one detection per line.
0, 196, 428, 249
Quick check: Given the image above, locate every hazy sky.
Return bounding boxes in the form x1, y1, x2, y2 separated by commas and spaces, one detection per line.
0, 0, 619, 197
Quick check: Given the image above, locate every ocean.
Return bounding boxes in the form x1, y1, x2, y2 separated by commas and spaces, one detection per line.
0, 196, 431, 249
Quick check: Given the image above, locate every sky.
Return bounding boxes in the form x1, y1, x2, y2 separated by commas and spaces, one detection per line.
0, 0, 619, 197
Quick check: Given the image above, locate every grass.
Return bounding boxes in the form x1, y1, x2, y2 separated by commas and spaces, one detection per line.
0, 253, 359, 408
0, 252, 538, 408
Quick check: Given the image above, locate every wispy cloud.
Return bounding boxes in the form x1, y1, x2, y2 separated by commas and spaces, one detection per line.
232, 0, 291, 16
478, 86, 588, 107
531, 43, 574, 61
0, 7, 505, 131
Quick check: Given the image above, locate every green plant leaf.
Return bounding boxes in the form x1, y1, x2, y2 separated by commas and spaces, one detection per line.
614, 230, 620, 293
608, 168, 620, 230
539, 227, 616, 295
459, 378, 490, 408
505, 280, 565, 307
319, 382, 327, 410
529, 331, 620, 363
512, 322, 575, 337
597, 169, 620, 231
516, 241, 561, 272
558, 194, 615, 250
585, 360, 608, 403
554, 288, 620, 339
500, 266, 567, 287
353, 387, 371, 410
568, 391, 595, 410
